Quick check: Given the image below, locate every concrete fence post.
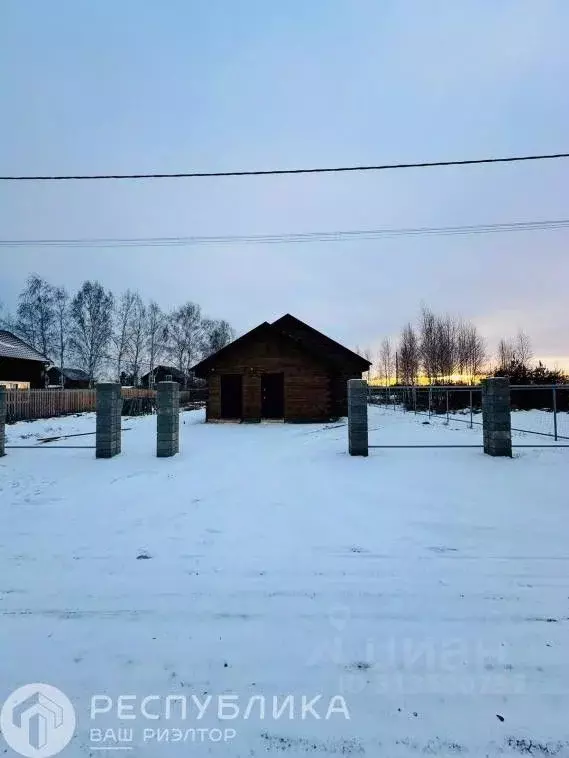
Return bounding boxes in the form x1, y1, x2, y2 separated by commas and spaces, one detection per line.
116, 388, 123, 454
96, 383, 122, 458
348, 379, 368, 457
157, 381, 180, 457
0, 387, 6, 457
482, 377, 512, 457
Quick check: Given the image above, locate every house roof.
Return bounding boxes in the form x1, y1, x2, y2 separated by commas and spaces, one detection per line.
140, 365, 187, 381
48, 366, 90, 381
191, 315, 371, 376
191, 322, 288, 375
272, 314, 370, 371
0, 330, 50, 363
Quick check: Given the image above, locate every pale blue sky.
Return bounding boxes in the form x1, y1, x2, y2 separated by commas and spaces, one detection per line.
1, 1, 568, 364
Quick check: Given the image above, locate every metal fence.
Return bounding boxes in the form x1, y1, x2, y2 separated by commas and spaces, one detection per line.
510, 385, 569, 441
368, 385, 482, 427
4, 387, 208, 423
368, 384, 569, 443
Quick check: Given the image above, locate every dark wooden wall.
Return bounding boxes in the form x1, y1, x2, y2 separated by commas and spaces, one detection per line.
0, 358, 46, 388
205, 335, 332, 421
329, 372, 356, 417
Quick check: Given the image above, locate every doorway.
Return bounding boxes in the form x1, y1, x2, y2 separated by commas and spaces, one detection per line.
220, 374, 243, 419
261, 373, 284, 419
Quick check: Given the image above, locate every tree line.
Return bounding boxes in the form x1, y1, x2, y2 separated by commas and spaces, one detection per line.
0, 275, 235, 386
361, 305, 552, 385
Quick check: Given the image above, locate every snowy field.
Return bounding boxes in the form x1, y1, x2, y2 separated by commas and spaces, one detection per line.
1, 407, 568, 757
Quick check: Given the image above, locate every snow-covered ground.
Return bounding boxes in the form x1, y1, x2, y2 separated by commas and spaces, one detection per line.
1, 408, 568, 757
510, 410, 569, 441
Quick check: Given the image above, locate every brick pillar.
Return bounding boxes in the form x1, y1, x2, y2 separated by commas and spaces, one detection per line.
96, 383, 122, 458
348, 379, 368, 456
0, 387, 6, 457
482, 377, 512, 457
116, 388, 123, 454
157, 381, 180, 457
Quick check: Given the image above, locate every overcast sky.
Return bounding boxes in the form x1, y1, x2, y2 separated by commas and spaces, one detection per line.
1, 0, 568, 366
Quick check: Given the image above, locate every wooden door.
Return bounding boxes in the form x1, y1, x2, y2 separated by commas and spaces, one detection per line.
220, 374, 243, 419
261, 373, 284, 418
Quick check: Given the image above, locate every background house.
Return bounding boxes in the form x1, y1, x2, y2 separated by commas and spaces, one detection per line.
140, 365, 205, 389
47, 367, 91, 389
140, 365, 187, 388
192, 314, 370, 422
0, 330, 50, 389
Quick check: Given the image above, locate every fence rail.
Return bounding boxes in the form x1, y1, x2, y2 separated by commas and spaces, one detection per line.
368, 384, 569, 442
4, 387, 208, 423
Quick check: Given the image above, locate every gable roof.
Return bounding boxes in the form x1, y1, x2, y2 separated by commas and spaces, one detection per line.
191, 322, 298, 375
48, 366, 90, 381
191, 315, 371, 376
63, 368, 89, 381
0, 330, 50, 363
272, 314, 370, 371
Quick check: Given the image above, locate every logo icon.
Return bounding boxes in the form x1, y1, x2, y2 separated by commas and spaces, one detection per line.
1, 684, 75, 758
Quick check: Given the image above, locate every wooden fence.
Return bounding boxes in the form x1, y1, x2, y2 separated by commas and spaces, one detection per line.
4, 387, 207, 423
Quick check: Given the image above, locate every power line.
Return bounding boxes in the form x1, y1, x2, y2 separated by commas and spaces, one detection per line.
1, 152, 569, 181
1, 218, 568, 248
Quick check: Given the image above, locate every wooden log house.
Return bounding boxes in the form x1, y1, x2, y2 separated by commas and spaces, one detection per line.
191, 314, 371, 422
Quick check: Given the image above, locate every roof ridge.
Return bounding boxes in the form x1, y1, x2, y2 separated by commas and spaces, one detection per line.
271, 314, 371, 367
191, 320, 332, 374
191, 316, 371, 374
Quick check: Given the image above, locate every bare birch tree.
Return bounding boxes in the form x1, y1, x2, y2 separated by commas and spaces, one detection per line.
201, 318, 235, 359
146, 301, 168, 385
497, 331, 532, 371
69, 281, 113, 384
457, 321, 486, 381
379, 338, 394, 387
53, 287, 70, 384
398, 323, 420, 385
167, 302, 203, 387
456, 320, 470, 377
362, 347, 372, 382
127, 295, 147, 387
498, 338, 516, 369
466, 324, 486, 380
419, 306, 438, 383
0, 301, 14, 330
515, 330, 533, 368
16, 274, 56, 358
435, 314, 459, 381
111, 290, 137, 382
